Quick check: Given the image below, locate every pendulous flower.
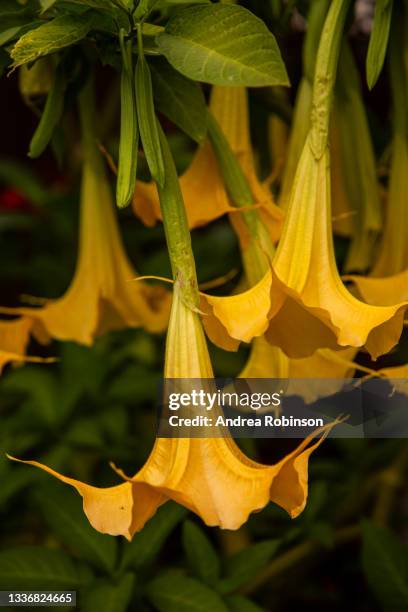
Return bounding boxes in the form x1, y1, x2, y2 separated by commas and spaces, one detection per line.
200, 0, 407, 361
9, 281, 336, 536
0, 91, 171, 348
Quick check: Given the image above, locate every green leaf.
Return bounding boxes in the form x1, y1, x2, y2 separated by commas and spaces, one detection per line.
182, 520, 220, 586
0, 466, 36, 507
146, 574, 229, 612
225, 595, 263, 612
218, 540, 279, 595
10, 13, 96, 68
120, 501, 187, 571
0, 547, 85, 589
35, 485, 118, 574
82, 574, 134, 612
362, 521, 408, 610
135, 30, 165, 187
2, 367, 60, 427
150, 57, 207, 143
366, 0, 393, 90
156, 4, 289, 87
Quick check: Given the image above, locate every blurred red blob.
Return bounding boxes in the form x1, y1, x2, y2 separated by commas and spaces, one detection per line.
0, 188, 32, 212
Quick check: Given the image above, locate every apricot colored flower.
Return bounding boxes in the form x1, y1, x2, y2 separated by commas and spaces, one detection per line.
0, 135, 171, 348
201, 137, 407, 360
133, 86, 283, 243
10, 282, 336, 537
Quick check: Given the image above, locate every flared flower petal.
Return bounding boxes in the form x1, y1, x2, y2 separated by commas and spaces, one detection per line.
133, 87, 283, 242
200, 271, 272, 350
0, 141, 171, 347
7, 455, 166, 540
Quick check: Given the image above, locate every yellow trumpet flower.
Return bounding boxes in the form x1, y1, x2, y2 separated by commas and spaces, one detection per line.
133, 86, 283, 243
9, 282, 336, 536
201, 136, 407, 360
0, 128, 171, 348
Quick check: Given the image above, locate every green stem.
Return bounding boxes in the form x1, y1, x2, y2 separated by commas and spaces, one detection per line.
156, 124, 199, 306
207, 111, 258, 235
207, 110, 274, 283
309, 0, 351, 159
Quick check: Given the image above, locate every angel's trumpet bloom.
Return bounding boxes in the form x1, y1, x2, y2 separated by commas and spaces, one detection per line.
0, 115, 170, 347
201, 0, 406, 361
202, 141, 407, 360
9, 283, 336, 536
133, 86, 283, 243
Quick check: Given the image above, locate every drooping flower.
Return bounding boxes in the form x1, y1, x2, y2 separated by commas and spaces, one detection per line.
9, 281, 336, 536
0, 119, 171, 348
133, 86, 283, 243
201, 139, 407, 360
200, 0, 407, 361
